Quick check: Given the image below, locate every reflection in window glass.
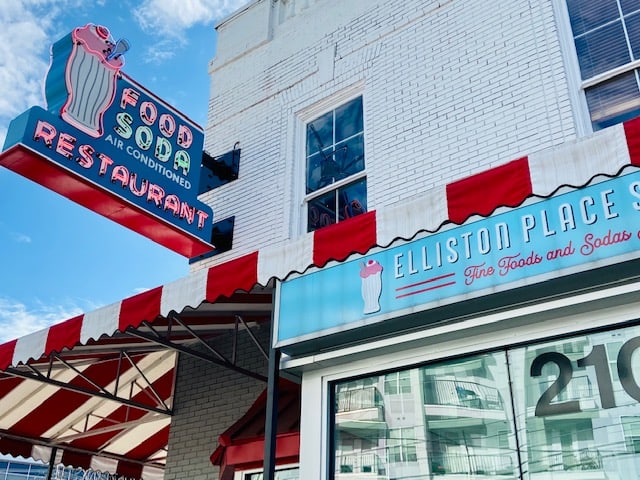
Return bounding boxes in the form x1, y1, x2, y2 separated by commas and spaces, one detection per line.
333, 352, 518, 479
509, 325, 640, 478
305, 96, 366, 232
566, 0, 640, 129
332, 324, 640, 479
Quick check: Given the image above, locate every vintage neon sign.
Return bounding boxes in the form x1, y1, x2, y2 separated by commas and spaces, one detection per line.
1, 24, 214, 257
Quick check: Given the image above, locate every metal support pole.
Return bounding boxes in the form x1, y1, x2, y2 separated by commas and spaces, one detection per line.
263, 322, 281, 480
46, 447, 58, 480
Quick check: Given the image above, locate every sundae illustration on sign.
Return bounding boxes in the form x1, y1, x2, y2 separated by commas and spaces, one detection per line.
0, 23, 216, 258
360, 259, 383, 314
46, 24, 129, 138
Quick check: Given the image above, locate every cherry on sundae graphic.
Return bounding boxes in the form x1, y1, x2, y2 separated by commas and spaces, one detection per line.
360, 259, 383, 314
46, 24, 129, 138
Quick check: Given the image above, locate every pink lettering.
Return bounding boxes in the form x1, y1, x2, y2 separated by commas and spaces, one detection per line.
497, 251, 543, 276
33, 121, 57, 147
97, 153, 114, 175
55, 132, 76, 159
140, 101, 157, 126
120, 87, 140, 109
464, 263, 495, 286
177, 124, 193, 149
147, 184, 165, 207
76, 144, 94, 168
111, 165, 130, 187
580, 229, 632, 256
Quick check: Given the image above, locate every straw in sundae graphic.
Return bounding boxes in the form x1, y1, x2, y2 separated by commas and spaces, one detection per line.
46, 24, 129, 138
360, 259, 383, 314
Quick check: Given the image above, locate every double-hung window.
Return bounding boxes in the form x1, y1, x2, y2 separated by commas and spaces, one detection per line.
305, 96, 366, 232
566, 0, 640, 130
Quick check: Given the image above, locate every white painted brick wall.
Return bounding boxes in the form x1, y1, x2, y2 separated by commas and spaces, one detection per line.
164, 325, 271, 480
194, 0, 576, 271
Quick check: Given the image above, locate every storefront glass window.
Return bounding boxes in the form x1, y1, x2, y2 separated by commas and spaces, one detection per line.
331, 323, 640, 479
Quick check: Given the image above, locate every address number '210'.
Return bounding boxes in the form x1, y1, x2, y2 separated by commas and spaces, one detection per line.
530, 336, 640, 417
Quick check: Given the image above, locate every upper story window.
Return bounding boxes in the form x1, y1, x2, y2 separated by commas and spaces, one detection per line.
305, 96, 366, 232
567, 0, 640, 130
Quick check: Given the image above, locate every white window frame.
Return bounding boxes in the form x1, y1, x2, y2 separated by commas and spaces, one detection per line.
294, 83, 366, 234
551, 0, 593, 136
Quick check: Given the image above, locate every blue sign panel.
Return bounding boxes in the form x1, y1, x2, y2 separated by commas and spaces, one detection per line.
277, 171, 640, 346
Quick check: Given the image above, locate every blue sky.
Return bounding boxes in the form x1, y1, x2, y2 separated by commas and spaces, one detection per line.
0, 0, 249, 342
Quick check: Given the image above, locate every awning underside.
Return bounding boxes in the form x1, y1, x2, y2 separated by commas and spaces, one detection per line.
0, 289, 273, 479
1, 118, 640, 477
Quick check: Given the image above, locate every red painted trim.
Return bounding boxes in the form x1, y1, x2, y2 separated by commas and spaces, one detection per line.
0, 339, 17, 370
116, 461, 143, 480
0, 437, 33, 459
0, 145, 213, 257
313, 211, 377, 267
624, 117, 640, 166
446, 157, 532, 225
61, 451, 91, 470
119, 286, 162, 331
206, 252, 259, 300
226, 432, 299, 465
45, 314, 83, 358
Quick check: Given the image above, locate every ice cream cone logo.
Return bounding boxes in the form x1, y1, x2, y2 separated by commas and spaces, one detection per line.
359, 259, 383, 314
45, 24, 129, 138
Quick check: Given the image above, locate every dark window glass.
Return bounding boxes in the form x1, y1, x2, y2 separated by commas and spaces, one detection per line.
621, 0, 640, 15
585, 69, 640, 129
574, 21, 629, 78
627, 11, 640, 59
307, 111, 332, 157
567, 0, 620, 36
306, 96, 366, 231
335, 96, 363, 142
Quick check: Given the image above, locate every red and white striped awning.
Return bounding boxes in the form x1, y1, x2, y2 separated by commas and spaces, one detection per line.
1, 118, 639, 478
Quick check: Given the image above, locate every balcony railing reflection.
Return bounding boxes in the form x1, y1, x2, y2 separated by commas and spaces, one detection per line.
529, 447, 602, 473
336, 452, 386, 476
423, 379, 503, 410
337, 387, 383, 413
430, 452, 514, 476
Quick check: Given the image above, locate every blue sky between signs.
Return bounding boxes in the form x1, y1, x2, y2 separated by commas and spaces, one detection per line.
0, 0, 249, 342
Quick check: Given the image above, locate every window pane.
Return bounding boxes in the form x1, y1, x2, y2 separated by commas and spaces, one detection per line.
585, 69, 640, 130
335, 96, 363, 143
574, 21, 630, 79
626, 12, 640, 59
509, 325, 640, 478
307, 111, 333, 156
334, 134, 364, 180
338, 179, 366, 223
567, 0, 620, 36
621, 0, 640, 15
308, 190, 336, 232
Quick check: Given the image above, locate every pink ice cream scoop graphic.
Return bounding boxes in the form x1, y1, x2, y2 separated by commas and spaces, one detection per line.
360, 259, 383, 314
58, 24, 129, 137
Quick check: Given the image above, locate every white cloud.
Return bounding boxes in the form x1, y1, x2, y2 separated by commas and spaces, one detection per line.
9, 232, 31, 243
0, 0, 84, 146
133, 0, 249, 62
0, 296, 86, 343
134, 0, 247, 34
